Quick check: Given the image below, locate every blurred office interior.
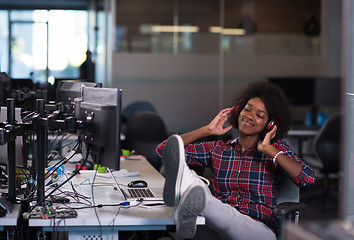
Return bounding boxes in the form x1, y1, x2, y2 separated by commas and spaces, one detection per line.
0, 0, 354, 238
0, 0, 341, 132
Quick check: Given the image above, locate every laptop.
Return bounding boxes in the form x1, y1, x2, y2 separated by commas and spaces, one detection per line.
107, 168, 163, 202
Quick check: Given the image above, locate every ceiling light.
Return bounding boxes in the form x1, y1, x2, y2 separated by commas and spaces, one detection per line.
150, 25, 199, 33
209, 26, 246, 35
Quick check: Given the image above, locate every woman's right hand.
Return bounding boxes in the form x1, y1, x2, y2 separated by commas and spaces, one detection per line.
180, 108, 233, 146
206, 108, 233, 136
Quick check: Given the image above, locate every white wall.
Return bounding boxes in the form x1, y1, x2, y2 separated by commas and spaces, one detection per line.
111, 53, 330, 133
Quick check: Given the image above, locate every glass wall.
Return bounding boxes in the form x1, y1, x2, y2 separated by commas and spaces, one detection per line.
342, 0, 354, 223
9, 10, 48, 82
47, 10, 88, 80
0, 11, 9, 73
114, 0, 321, 56
112, 0, 329, 133
0, 9, 88, 84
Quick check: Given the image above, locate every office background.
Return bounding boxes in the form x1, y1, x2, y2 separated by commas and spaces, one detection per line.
1, 0, 353, 230
0, 0, 342, 133
111, 0, 342, 133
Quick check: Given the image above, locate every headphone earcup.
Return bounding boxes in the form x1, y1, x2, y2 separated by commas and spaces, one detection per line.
266, 120, 275, 132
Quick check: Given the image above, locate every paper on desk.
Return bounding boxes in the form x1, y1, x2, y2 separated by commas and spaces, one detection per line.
68, 153, 83, 163
97, 169, 140, 178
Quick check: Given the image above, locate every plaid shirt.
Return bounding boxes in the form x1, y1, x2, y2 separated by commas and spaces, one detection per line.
156, 138, 316, 235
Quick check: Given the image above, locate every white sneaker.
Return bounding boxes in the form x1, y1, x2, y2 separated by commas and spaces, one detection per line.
174, 183, 206, 239
162, 135, 209, 207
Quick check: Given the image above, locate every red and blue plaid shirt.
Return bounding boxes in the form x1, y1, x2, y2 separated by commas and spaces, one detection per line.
156, 138, 316, 235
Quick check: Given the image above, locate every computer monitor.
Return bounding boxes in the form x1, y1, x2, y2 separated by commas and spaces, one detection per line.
10, 78, 34, 90
267, 77, 341, 126
0, 107, 24, 167
75, 87, 122, 170
267, 77, 341, 108
267, 77, 315, 106
0, 73, 11, 106
314, 77, 341, 107
56, 80, 102, 113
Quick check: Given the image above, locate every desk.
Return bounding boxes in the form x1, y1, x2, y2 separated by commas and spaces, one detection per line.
0, 204, 21, 231
287, 129, 319, 158
29, 156, 204, 239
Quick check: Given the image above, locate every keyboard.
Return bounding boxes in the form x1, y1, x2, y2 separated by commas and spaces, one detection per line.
127, 188, 155, 198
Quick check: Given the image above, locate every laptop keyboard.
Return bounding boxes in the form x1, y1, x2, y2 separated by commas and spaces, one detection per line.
127, 188, 155, 198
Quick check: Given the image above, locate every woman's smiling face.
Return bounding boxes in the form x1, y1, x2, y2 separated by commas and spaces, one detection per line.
238, 97, 269, 136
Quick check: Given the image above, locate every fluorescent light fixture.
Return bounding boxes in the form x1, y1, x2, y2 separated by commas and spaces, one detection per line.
209, 26, 246, 35
151, 25, 199, 33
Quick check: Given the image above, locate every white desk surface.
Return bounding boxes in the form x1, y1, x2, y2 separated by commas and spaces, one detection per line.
0, 204, 21, 229
29, 156, 205, 231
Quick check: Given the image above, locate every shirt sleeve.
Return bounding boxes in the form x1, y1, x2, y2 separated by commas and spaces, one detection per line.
155, 138, 215, 167
275, 141, 316, 188
293, 161, 316, 187
184, 141, 217, 167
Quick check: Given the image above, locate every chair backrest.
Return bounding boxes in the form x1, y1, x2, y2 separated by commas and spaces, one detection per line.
124, 112, 168, 171
122, 101, 157, 123
313, 113, 340, 173
277, 177, 299, 204
276, 178, 301, 240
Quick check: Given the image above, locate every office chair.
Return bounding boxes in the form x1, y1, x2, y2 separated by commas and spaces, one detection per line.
311, 114, 340, 204
301, 113, 340, 207
275, 177, 306, 240
124, 112, 168, 171
121, 101, 157, 123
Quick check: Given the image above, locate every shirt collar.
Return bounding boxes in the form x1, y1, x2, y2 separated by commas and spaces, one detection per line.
229, 137, 258, 151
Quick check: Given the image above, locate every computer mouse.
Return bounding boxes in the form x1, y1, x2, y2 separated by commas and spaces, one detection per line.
128, 180, 148, 188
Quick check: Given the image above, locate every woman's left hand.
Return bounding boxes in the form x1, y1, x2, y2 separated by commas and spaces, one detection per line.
257, 126, 277, 154
258, 125, 303, 178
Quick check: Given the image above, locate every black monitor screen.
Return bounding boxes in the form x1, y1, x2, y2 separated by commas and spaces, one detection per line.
314, 77, 341, 107
267, 77, 315, 106
10, 78, 34, 90
0, 73, 11, 106
0, 107, 24, 167
267, 77, 341, 107
75, 87, 122, 170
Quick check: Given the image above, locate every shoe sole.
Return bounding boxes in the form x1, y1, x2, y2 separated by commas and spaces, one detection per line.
175, 184, 206, 239
162, 135, 185, 206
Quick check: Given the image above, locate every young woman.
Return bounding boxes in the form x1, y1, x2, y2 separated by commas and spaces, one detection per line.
156, 81, 316, 240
